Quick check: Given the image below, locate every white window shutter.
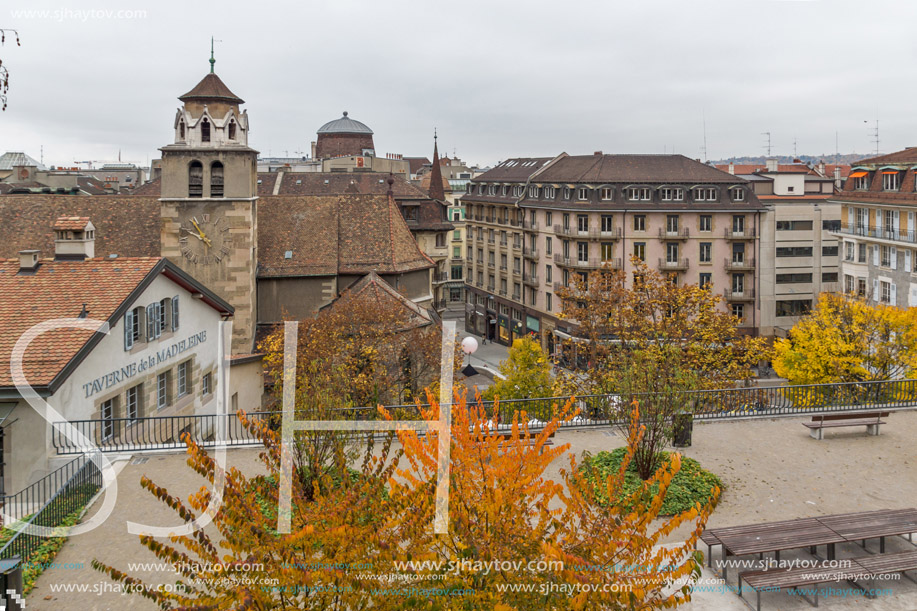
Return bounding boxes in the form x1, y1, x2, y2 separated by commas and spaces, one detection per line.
124, 310, 134, 351
876, 209, 883, 234
906, 250, 912, 272
891, 283, 898, 306
873, 279, 879, 302
848, 207, 854, 228
873, 245, 879, 266
910, 212, 915, 239
911, 284, 917, 308
892, 247, 898, 269
894, 210, 901, 234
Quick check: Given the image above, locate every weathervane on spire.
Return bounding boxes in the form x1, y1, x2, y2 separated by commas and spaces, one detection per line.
209, 36, 216, 73
434, 127, 437, 143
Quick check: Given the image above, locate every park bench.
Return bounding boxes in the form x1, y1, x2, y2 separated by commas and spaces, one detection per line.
802, 411, 889, 440
738, 562, 857, 610
738, 550, 917, 610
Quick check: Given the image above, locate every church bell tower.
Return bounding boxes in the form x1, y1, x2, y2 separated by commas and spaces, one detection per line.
159, 45, 258, 353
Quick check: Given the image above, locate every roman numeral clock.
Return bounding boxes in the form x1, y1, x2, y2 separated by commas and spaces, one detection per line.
178, 213, 231, 265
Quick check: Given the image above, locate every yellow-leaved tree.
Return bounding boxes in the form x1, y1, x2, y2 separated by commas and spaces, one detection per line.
774, 293, 917, 385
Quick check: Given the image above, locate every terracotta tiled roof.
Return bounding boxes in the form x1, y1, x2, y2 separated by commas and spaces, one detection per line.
715, 164, 813, 175
853, 148, 917, 166
179, 73, 244, 104
405, 157, 430, 175
321, 271, 434, 330
823, 164, 851, 179
52, 216, 91, 231
129, 177, 162, 196
0, 196, 161, 260
0, 257, 161, 388
257, 194, 433, 278
77, 176, 110, 195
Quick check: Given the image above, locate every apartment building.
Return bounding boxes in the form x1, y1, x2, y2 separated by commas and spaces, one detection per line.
831, 148, 917, 308
462, 153, 765, 350
718, 159, 841, 337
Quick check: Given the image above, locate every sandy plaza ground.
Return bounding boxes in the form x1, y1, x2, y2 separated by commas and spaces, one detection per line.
25, 409, 917, 610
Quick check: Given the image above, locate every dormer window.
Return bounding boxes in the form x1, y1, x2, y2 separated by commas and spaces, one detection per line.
501, 185, 508, 196
577, 187, 589, 200
487, 185, 496, 195
179, 120, 186, 140
851, 172, 869, 190
627, 187, 651, 201
660, 187, 684, 202
600, 187, 614, 201
201, 118, 211, 143
529, 186, 540, 198
563, 187, 572, 200
732, 187, 745, 202
544, 186, 556, 199
692, 187, 717, 202
882, 171, 899, 191
466, 183, 473, 193
228, 119, 236, 140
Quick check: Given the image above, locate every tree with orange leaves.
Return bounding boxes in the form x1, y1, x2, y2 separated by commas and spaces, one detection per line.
94, 392, 718, 609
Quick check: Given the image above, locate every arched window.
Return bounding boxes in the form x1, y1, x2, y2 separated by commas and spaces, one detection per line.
179, 120, 185, 140
228, 119, 236, 140
189, 161, 203, 198
211, 161, 224, 197
201, 118, 211, 143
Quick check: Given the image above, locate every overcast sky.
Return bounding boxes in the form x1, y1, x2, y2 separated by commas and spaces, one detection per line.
2, 0, 916, 169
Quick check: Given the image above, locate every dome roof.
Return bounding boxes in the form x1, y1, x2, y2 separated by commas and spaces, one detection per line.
317, 111, 373, 135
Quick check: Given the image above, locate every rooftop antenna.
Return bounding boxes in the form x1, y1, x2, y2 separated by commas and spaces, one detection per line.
835, 131, 839, 167
865, 115, 879, 156
40, 145, 43, 165
793, 137, 797, 159
762, 132, 772, 157
701, 111, 708, 163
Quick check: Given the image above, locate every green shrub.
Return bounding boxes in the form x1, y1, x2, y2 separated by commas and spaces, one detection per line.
580, 448, 721, 515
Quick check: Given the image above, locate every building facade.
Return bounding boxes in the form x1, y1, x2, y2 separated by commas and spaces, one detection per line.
718, 159, 841, 337
0, 221, 234, 493
462, 153, 765, 349
832, 148, 917, 308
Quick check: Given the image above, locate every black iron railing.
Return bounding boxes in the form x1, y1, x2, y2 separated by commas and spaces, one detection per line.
52, 379, 917, 455
0, 452, 102, 560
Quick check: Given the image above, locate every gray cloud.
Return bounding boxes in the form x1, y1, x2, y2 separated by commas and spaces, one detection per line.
1, 0, 914, 168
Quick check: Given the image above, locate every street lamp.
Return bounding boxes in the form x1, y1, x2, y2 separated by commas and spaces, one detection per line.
460, 336, 479, 377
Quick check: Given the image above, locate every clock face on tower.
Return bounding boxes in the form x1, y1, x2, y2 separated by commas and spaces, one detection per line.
178, 213, 232, 265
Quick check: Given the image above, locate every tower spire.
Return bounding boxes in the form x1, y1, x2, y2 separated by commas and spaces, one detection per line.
427, 130, 445, 201
209, 37, 215, 73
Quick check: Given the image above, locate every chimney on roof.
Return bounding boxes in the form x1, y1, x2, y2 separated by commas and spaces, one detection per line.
728, 162, 735, 175
594, 151, 603, 156
18, 250, 39, 273
817, 160, 826, 176
834, 166, 842, 189
311, 141, 317, 159
765, 157, 779, 172
52, 217, 95, 260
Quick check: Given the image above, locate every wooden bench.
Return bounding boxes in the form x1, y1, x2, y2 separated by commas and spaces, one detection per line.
854, 549, 917, 585
802, 411, 889, 440
739, 551, 917, 610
